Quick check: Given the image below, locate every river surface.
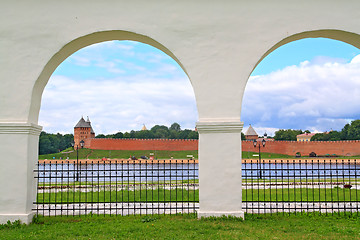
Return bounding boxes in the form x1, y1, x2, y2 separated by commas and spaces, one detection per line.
34, 163, 360, 183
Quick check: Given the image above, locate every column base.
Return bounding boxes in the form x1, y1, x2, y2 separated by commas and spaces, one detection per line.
0, 212, 35, 225
197, 210, 244, 219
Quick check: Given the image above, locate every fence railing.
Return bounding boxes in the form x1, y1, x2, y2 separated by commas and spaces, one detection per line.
243, 159, 360, 215
33, 159, 198, 216
33, 159, 360, 217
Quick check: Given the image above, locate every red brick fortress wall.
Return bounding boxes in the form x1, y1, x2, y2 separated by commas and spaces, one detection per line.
83, 138, 360, 156
84, 138, 198, 151
242, 140, 360, 157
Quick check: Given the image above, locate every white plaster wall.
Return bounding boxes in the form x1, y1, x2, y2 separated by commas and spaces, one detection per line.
2, 1, 360, 123
2, 0, 360, 222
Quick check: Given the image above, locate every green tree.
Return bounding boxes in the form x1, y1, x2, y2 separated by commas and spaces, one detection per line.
113, 132, 124, 139
95, 134, 106, 138
39, 132, 74, 155
187, 131, 199, 139
135, 130, 154, 139
346, 120, 360, 140
129, 130, 136, 138
154, 128, 169, 138
340, 123, 350, 140
169, 123, 181, 132
169, 130, 179, 139
311, 131, 341, 141
274, 129, 303, 141
151, 125, 169, 138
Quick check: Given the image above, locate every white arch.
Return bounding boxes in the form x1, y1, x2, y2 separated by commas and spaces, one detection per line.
29, 30, 192, 124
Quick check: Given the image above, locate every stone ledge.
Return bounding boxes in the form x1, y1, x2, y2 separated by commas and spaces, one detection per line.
0, 123, 42, 135
196, 121, 244, 134
0, 212, 35, 225
197, 210, 244, 219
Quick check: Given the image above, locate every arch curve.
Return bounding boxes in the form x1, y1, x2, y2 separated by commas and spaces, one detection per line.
29, 30, 190, 123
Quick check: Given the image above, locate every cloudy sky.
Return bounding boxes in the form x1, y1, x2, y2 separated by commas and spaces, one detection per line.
39, 38, 360, 136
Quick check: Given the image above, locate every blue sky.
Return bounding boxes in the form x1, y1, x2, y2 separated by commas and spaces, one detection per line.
252, 38, 359, 76
39, 38, 360, 136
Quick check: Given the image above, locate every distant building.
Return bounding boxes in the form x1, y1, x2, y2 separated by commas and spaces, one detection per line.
74, 116, 95, 147
296, 132, 316, 142
244, 125, 258, 140
141, 124, 147, 131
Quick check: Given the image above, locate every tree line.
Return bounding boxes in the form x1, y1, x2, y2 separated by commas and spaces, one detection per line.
39, 132, 74, 155
95, 123, 198, 140
311, 120, 360, 141
269, 120, 360, 141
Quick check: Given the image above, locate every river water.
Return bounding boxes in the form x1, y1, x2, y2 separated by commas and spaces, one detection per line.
35, 163, 359, 183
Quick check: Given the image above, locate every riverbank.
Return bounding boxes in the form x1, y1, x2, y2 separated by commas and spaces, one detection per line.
38, 159, 198, 164
243, 158, 359, 164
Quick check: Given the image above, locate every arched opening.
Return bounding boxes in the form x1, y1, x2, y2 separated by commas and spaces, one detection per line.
242, 30, 360, 139
31, 31, 199, 217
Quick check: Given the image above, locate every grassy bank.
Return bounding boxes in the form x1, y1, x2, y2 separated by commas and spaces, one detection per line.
1, 213, 360, 239
39, 148, 360, 160
36, 188, 360, 203
39, 149, 199, 160
39, 149, 293, 160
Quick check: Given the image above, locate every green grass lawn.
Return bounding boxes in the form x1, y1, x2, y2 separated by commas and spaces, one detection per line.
1, 213, 360, 240
39, 148, 360, 160
37, 189, 198, 204
242, 151, 292, 159
36, 188, 360, 203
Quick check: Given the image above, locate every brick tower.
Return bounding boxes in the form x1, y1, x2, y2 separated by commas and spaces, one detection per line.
74, 116, 95, 147
244, 124, 258, 140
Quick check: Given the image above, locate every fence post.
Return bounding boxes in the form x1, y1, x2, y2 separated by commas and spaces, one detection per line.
196, 120, 244, 219
0, 123, 42, 224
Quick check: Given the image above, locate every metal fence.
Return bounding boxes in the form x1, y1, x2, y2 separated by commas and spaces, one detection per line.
243, 159, 360, 215
33, 159, 198, 216
33, 159, 360, 217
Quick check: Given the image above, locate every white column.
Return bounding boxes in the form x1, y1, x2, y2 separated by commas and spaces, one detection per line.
0, 123, 42, 224
196, 120, 244, 219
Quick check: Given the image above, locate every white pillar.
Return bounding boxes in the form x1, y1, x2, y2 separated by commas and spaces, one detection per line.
196, 120, 244, 219
0, 123, 42, 224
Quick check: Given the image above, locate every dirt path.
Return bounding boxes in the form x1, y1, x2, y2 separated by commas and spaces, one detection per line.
38, 158, 359, 164
38, 159, 198, 164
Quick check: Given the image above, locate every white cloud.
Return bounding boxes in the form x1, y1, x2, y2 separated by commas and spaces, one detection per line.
71, 56, 92, 67
95, 60, 125, 74
242, 54, 360, 133
39, 75, 198, 134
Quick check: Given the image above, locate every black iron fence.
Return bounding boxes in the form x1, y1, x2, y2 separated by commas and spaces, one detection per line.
243, 159, 360, 215
33, 159, 360, 217
33, 159, 198, 216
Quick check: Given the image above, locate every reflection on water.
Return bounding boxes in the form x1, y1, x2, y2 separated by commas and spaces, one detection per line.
35, 163, 359, 183
35, 163, 198, 183
243, 163, 359, 179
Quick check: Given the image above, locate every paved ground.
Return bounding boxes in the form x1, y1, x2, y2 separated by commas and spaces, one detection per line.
33, 202, 360, 216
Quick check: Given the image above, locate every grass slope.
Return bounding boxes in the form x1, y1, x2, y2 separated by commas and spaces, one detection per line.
39, 149, 199, 160
39, 148, 360, 160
